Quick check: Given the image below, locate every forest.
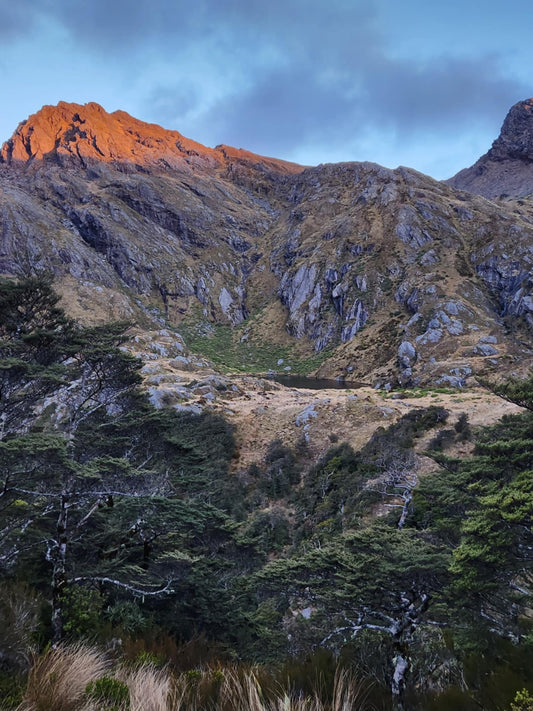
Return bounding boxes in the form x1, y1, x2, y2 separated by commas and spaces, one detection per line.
0, 276, 531, 710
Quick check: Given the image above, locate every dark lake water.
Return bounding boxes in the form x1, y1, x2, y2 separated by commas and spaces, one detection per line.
266, 374, 368, 390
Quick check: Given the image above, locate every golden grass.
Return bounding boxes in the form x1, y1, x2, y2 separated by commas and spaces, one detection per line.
167, 666, 368, 711
120, 664, 171, 711
18, 646, 369, 711
17, 643, 108, 711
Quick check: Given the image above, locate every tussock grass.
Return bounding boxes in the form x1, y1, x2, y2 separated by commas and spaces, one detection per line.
120, 664, 171, 711
331, 668, 367, 711
168, 665, 368, 711
17, 643, 108, 711
17, 645, 369, 711
219, 668, 265, 710
0, 582, 41, 670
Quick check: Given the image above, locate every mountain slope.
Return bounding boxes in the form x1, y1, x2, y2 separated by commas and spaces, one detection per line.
1, 101, 533, 386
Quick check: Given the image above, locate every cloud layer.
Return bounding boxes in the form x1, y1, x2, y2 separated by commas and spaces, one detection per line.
0, 0, 530, 177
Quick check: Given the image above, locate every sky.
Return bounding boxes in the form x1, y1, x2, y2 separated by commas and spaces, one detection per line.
0, 0, 531, 179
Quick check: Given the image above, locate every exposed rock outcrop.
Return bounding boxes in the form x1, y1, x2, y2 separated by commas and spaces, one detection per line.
447, 98, 533, 197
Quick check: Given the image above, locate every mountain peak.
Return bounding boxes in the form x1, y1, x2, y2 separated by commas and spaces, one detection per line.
447, 97, 533, 197
0, 101, 303, 175
0, 101, 224, 170
488, 97, 533, 162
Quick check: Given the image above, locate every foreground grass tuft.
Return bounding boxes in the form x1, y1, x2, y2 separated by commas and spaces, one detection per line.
18, 643, 108, 711
16, 645, 370, 711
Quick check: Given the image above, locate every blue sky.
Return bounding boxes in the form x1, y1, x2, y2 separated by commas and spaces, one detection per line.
0, 0, 531, 179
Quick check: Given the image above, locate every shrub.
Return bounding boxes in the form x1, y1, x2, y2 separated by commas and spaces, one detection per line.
511, 689, 533, 711
260, 439, 300, 498
62, 587, 104, 639
0, 671, 24, 709
85, 676, 130, 709
454, 412, 471, 441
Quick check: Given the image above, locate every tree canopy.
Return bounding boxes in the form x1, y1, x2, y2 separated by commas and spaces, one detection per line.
1, 276, 532, 710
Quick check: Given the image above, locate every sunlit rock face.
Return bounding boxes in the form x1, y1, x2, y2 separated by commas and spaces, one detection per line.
1, 100, 533, 385
1, 101, 218, 169
447, 98, 533, 198
0, 101, 304, 176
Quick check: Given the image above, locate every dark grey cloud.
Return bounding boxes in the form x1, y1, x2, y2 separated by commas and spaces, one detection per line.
148, 40, 527, 162
9, 0, 381, 60
89, 0, 523, 163
197, 67, 357, 155
3, 0, 529, 173
0, 1, 38, 39
364, 55, 526, 135
38, 0, 167, 49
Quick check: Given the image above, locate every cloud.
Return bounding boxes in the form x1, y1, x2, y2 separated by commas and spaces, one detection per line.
362, 54, 526, 135
31, 0, 379, 55
144, 23, 527, 164
2, 0, 529, 175
0, 1, 38, 39
121, 3, 527, 158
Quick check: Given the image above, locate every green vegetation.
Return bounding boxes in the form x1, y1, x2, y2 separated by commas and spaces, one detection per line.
85, 676, 130, 709
0, 276, 242, 647
0, 277, 532, 711
384, 386, 460, 398
511, 689, 533, 711
179, 314, 332, 374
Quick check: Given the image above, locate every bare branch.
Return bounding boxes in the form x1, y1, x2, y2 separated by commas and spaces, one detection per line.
72, 576, 178, 596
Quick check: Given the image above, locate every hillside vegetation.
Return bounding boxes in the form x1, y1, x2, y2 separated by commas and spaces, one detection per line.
0, 276, 531, 710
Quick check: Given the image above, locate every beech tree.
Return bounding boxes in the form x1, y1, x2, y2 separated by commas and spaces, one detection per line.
416, 374, 533, 640
0, 277, 188, 642
255, 524, 449, 711
448, 417, 533, 639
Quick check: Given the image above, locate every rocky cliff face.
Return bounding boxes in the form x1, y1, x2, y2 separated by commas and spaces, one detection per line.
447, 98, 533, 198
1, 101, 533, 386
0, 101, 303, 176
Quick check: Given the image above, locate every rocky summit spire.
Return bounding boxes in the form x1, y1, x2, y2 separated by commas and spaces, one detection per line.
447, 98, 533, 198
488, 98, 533, 162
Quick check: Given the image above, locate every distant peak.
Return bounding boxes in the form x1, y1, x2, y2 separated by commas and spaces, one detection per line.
488, 97, 533, 162
447, 97, 533, 198
0, 101, 304, 175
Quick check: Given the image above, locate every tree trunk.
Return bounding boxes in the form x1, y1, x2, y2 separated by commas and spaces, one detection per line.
397, 490, 413, 530
51, 496, 68, 645
389, 591, 430, 710
391, 652, 409, 711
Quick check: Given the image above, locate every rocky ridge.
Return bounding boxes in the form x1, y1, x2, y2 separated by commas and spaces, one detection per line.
1, 100, 533, 387
0, 101, 302, 176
